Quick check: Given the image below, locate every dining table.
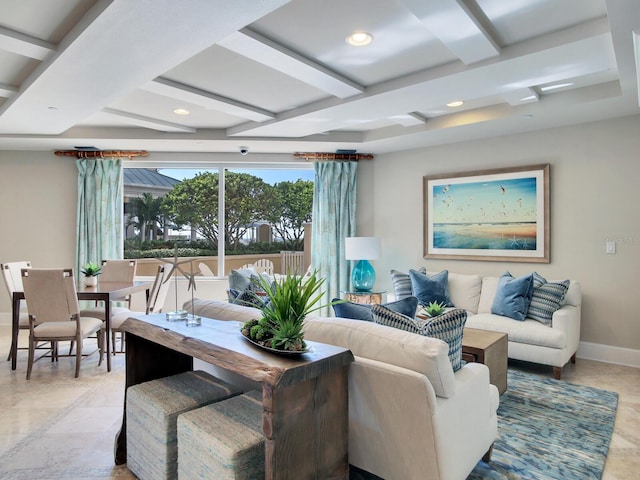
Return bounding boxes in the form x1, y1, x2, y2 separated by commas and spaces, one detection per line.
10, 280, 152, 372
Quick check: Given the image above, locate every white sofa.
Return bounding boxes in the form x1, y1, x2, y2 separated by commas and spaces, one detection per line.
391, 271, 582, 380
184, 298, 499, 480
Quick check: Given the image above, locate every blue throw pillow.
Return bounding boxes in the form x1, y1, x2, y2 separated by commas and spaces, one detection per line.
491, 272, 534, 321
409, 269, 453, 307
332, 296, 419, 321
527, 273, 570, 326
332, 298, 372, 321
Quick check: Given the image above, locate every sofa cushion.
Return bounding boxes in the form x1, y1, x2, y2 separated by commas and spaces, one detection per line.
490, 272, 534, 321
184, 298, 262, 322
430, 271, 482, 313
390, 267, 425, 299
371, 305, 467, 372
332, 296, 419, 321
228, 268, 256, 291
477, 276, 500, 314
303, 315, 457, 398
466, 313, 567, 349
409, 269, 453, 307
527, 273, 570, 326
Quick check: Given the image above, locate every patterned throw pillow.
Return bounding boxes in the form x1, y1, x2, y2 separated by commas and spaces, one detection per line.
371, 304, 428, 334
332, 296, 419, 321
422, 309, 467, 372
229, 288, 269, 309
371, 305, 467, 371
527, 273, 570, 326
491, 272, 534, 321
409, 269, 453, 307
390, 267, 426, 299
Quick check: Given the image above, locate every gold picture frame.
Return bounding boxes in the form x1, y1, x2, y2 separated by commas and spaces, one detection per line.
423, 164, 550, 262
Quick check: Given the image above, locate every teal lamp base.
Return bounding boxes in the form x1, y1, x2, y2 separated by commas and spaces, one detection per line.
351, 259, 376, 292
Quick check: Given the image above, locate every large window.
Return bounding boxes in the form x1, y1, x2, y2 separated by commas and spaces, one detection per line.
123, 166, 314, 276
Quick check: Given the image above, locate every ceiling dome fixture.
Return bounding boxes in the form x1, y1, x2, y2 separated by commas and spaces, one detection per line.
346, 31, 373, 47
173, 108, 191, 115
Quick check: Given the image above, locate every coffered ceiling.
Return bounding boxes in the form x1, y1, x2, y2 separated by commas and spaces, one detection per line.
0, 0, 638, 155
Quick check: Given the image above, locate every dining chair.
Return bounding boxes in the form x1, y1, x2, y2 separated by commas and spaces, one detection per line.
2, 261, 32, 361
21, 268, 104, 379
110, 263, 172, 353
79, 259, 137, 320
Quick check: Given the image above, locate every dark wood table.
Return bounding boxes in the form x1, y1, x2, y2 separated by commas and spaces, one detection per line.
115, 313, 354, 480
11, 280, 152, 372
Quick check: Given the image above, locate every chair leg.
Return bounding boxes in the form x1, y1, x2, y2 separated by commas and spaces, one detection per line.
98, 330, 105, 366
75, 335, 82, 378
26, 336, 35, 380
69, 340, 75, 355
112, 330, 117, 355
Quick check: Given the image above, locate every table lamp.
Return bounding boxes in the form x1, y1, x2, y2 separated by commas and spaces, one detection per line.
345, 236, 381, 292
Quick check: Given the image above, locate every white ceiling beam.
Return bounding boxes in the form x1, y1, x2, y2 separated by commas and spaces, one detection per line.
228, 30, 614, 138
141, 77, 275, 122
101, 108, 196, 133
218, 28, 364, 98
0, 82, 18, 98
388, 113, 427, 126
0, 26, 55, 61
400, 0, 500, 65
501, 88, 539, 106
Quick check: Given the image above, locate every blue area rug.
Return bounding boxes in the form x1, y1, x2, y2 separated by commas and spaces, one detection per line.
467, 370, 618, 480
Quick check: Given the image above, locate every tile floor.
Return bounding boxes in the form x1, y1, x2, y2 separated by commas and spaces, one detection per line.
0, 324, 638, 479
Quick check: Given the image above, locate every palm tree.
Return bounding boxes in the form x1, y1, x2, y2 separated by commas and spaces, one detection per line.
127, 193, 164, 241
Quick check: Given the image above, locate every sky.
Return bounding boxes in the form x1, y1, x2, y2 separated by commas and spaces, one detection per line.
159, 168, 314, 185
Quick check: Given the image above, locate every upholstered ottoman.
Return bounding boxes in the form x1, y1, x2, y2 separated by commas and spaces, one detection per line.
126, 370, 242, 480
177, 390, 265, 479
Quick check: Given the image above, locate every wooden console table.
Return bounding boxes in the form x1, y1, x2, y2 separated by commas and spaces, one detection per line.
114, 313, 354, 480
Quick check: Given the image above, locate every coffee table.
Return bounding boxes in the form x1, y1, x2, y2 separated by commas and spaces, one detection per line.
462, 328, 508, 395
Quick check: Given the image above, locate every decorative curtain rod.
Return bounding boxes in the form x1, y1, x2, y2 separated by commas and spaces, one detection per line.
54, 150, 149, 159
293, 152, 374, 161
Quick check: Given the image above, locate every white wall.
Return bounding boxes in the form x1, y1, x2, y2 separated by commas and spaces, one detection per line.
367, 115, 640, 355
0, 151, 77, 314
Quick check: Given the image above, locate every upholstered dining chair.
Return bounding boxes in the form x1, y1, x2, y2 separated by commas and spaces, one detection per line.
110, 263, 172, 353
2, 261, 31, 361
21, 268, 104, 379
79, 259, 137, 320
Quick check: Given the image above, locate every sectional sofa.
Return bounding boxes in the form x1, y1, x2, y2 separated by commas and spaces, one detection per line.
390, 271, 582, 380
184, 298, 499, 480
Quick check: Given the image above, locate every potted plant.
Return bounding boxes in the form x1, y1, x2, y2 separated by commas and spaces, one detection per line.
423, 300, 447, 317
240, 271, 329, 353
80, 261, 102, 287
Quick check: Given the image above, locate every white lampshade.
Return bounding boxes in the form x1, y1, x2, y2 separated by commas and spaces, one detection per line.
345, 237, 381, 261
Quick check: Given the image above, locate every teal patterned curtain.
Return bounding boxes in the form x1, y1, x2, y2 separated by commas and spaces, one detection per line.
76, 159, 123, 274
311, 161, 357, 314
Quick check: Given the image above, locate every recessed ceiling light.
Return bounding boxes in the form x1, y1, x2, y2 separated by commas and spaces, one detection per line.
540, 83, 574, 92
520, 95, 537, 102
346, 32, 373, 47
446, 100, 464, 108
173, 108, 190, 115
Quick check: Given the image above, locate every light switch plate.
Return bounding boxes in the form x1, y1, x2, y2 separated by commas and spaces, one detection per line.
606, 241, 616, 254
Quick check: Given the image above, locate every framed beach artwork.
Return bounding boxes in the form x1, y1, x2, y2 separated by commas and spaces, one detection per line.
423, 164, 550, 262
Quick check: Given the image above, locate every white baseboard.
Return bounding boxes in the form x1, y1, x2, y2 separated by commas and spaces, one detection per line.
0, 313, 637, 369
577, 341, 640, 368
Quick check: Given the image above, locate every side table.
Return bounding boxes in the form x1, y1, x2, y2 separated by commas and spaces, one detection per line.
342, 290, 386, 305
461, 328, 508, 395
